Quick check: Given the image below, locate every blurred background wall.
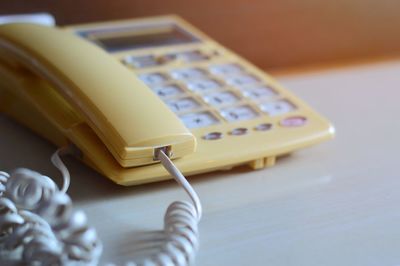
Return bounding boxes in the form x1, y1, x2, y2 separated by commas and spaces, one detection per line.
1, 0, 400, 70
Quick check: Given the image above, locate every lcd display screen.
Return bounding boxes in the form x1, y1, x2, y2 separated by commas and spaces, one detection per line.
78, 24, 200, 52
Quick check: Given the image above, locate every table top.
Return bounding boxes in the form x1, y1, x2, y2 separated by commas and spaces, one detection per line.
1, 59, 400, 266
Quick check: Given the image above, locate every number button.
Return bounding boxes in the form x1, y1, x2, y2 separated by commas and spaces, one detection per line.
165, 98, 200, 113
186, 79, 221, 93
220, 105, 259, 122
203, 91, 239, 106
139, 73, 168, 86
180, 112, 220, 128
239, 85, 276, 100
170, 68, 207, 80
259, 100, 296, 116
209, 63, 244, 76
152, 84, 184, 98
226, 75, 260, 87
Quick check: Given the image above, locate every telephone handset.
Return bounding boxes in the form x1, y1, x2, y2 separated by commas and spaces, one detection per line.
0, 22, 195, 166
0, 16, 334, 185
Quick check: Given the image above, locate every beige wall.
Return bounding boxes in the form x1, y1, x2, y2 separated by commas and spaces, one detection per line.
1, 0, 400, 70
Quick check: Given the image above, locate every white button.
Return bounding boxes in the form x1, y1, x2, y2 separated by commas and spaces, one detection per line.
240, 85, 276, 100
152, 85, 184, 98
203, 91, 239, 106
259, 100, 296, 116
165, 98, 200, 113
186, 79, 221, 93
226, 75, 260, 87
139, 73, 168, 86
180, 112, 219, 128
220, 105, 259, 122
209, 63, 243, 76
170, 68, 206, 80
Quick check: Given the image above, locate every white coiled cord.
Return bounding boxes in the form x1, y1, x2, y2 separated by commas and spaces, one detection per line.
0, 147, 102, 265
0, 147, 202, 266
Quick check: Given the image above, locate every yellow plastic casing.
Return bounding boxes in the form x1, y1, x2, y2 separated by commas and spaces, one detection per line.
0, 16, 334, 185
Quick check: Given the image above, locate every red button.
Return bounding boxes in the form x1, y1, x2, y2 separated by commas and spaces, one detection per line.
280, 116, 307, 127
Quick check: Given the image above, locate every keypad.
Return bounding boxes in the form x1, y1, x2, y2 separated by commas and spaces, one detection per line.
134, 61, 298, 129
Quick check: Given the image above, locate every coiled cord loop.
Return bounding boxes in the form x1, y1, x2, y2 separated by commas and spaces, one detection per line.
5, 168, 57, 211
0, 171, 9, 196
0, 148, 201, 266
0, 148, 102, 265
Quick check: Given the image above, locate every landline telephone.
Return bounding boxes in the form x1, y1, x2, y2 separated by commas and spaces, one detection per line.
0, 15, 334, 186
0, 14, 334, 265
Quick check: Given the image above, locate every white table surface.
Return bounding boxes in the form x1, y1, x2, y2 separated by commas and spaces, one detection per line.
1, 60, 400, 266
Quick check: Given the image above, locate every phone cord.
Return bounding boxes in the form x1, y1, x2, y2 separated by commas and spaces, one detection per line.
0, 147, 202, 266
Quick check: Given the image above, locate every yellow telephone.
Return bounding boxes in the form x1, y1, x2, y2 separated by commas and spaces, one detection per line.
0, 15, 334, 185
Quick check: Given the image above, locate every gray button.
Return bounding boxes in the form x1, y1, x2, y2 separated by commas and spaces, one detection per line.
230, 127, 248, 136
203, 132, 223, 140
177, 50, 209, 62
254, 123, 273, 131
123, 55, 160, 68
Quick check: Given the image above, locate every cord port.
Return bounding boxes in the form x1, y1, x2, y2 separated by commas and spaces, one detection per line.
153, 146, 172, 161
